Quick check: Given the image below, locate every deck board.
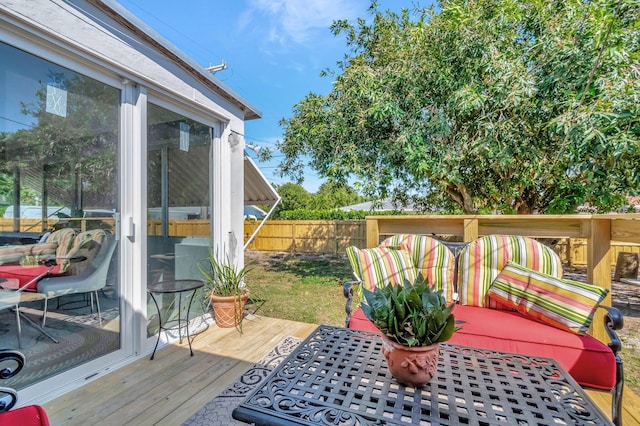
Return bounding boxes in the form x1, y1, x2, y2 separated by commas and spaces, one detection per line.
43, 316, 640, 425
44, 315, 316, 425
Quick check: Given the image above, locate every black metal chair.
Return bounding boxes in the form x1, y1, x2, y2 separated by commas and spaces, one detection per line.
0, 350, 50, 425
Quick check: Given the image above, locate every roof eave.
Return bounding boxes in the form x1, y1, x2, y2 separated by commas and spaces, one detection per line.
95, 0, 262, 121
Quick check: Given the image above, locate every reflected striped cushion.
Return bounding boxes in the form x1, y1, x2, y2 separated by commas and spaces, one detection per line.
62, 229, 108, 272
488, 261, 608, 335
0, 246, 31, 265
397, 235, 456, 302
0, 243, 58, 265
346, 246, 416, 291
46, 228, 77, 258
457, 235, 563, 308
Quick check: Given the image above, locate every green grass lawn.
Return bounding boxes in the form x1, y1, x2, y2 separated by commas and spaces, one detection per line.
245, 251, 352, 327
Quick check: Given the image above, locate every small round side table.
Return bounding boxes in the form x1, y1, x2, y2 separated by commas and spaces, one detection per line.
147, 279, 204, 360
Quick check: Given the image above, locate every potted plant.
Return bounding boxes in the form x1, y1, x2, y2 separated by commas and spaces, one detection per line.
199, 249, 251, 332
361, 276, 457, 387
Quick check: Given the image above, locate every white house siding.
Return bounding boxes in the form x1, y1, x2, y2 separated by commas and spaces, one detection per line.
2, 0, 258, 255
0, 0, 259, 403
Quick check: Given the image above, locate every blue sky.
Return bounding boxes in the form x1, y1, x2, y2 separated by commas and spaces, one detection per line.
119, 0, 425, 193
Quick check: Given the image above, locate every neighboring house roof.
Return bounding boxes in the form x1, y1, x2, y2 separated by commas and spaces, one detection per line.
578, 196, 640, 213
244, 205, 267, 219
622, 196, 640, 213
98, 0, 261, 121
340, 198, 417, 212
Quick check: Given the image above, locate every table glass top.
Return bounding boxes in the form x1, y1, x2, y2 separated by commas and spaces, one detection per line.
147, 279, 203, 294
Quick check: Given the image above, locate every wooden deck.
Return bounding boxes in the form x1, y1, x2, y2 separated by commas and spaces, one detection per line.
42, 315, 640, 425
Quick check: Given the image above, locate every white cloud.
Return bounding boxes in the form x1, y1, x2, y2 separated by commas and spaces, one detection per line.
242, 0, 366, 44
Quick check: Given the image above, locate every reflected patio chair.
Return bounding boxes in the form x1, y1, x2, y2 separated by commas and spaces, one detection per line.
37, 236, 117, 327
0, 261, 61, 348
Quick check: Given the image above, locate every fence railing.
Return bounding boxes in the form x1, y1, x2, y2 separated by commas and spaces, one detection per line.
0, 217, 116, 233
241, 218, 640, 267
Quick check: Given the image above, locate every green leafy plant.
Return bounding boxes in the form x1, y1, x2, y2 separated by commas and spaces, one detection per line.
198, 249, 251, 298
199, 249, 252, 333
361, 276, 457, 347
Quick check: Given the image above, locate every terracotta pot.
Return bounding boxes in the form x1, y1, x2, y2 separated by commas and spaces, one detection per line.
210, 291, 249, 328
380, 335, 440, 387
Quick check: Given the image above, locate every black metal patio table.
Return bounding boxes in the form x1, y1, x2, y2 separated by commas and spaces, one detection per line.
232, 325, 612, 425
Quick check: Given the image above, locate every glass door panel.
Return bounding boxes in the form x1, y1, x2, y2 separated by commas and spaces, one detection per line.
0, 42, 120, 390
146, 103, 211, 338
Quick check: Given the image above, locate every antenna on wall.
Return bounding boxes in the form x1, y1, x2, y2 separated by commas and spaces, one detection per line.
206, 60, 227, 74
246, 143, 262, 155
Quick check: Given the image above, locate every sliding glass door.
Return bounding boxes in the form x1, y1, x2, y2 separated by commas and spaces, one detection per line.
0, 41, 121, 390
146, 102, 213, 338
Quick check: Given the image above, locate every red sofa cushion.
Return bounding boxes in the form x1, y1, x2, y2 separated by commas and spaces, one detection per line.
0, 264, 61, 291
0, 405, 49, 426
349, 304, 615, 390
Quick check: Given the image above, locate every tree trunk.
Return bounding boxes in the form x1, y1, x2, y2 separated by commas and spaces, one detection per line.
445, 182, 476, 213
515, 188, 537, 214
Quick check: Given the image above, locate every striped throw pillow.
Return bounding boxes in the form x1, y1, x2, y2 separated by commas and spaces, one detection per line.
46, 228, 77, 258
345, 246, 416, 292
487, 261, 609, 335
0, 243, 58, 265
398, 235, 457, 302
0, 245, 31, 265
379, 234, 408, 248
62, 229, 109, 272
457, 235, 563, 308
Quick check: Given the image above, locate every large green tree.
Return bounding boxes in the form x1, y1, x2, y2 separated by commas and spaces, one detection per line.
274, 183, 313, 213
279, 0, 640, 213
273, 181, 365, 217
311, 180, 365, 209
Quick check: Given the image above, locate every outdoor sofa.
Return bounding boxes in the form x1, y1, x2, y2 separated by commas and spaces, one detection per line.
344, 234, 624, 425
0, 228, 105, 291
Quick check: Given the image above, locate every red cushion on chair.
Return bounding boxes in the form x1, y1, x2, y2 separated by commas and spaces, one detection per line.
0, 265, 61, 291
349, 308, 382, 334
0, 405, 50, 426
349, 305, 616, 390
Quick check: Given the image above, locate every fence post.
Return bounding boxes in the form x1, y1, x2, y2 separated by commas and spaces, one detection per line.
292, 222, 296, 252
366, 218, 379, 248
588, 218, 612, 342
463, 219, 478, 242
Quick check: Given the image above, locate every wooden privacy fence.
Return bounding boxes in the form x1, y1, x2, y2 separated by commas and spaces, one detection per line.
557, 238, 640, 267
242, 218, 640, 267
243, 220, 366, 253
0, 217, 116, 233
6, 216, 638, 269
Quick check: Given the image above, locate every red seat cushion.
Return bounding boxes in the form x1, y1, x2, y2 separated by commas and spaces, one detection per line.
349, 304, 616, 390
0, 265, 61, 291
0, 405, 49, 426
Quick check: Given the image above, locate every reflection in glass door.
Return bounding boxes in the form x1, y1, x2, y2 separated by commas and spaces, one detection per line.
0, 42, 120, 390
146, 103, 212, 338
